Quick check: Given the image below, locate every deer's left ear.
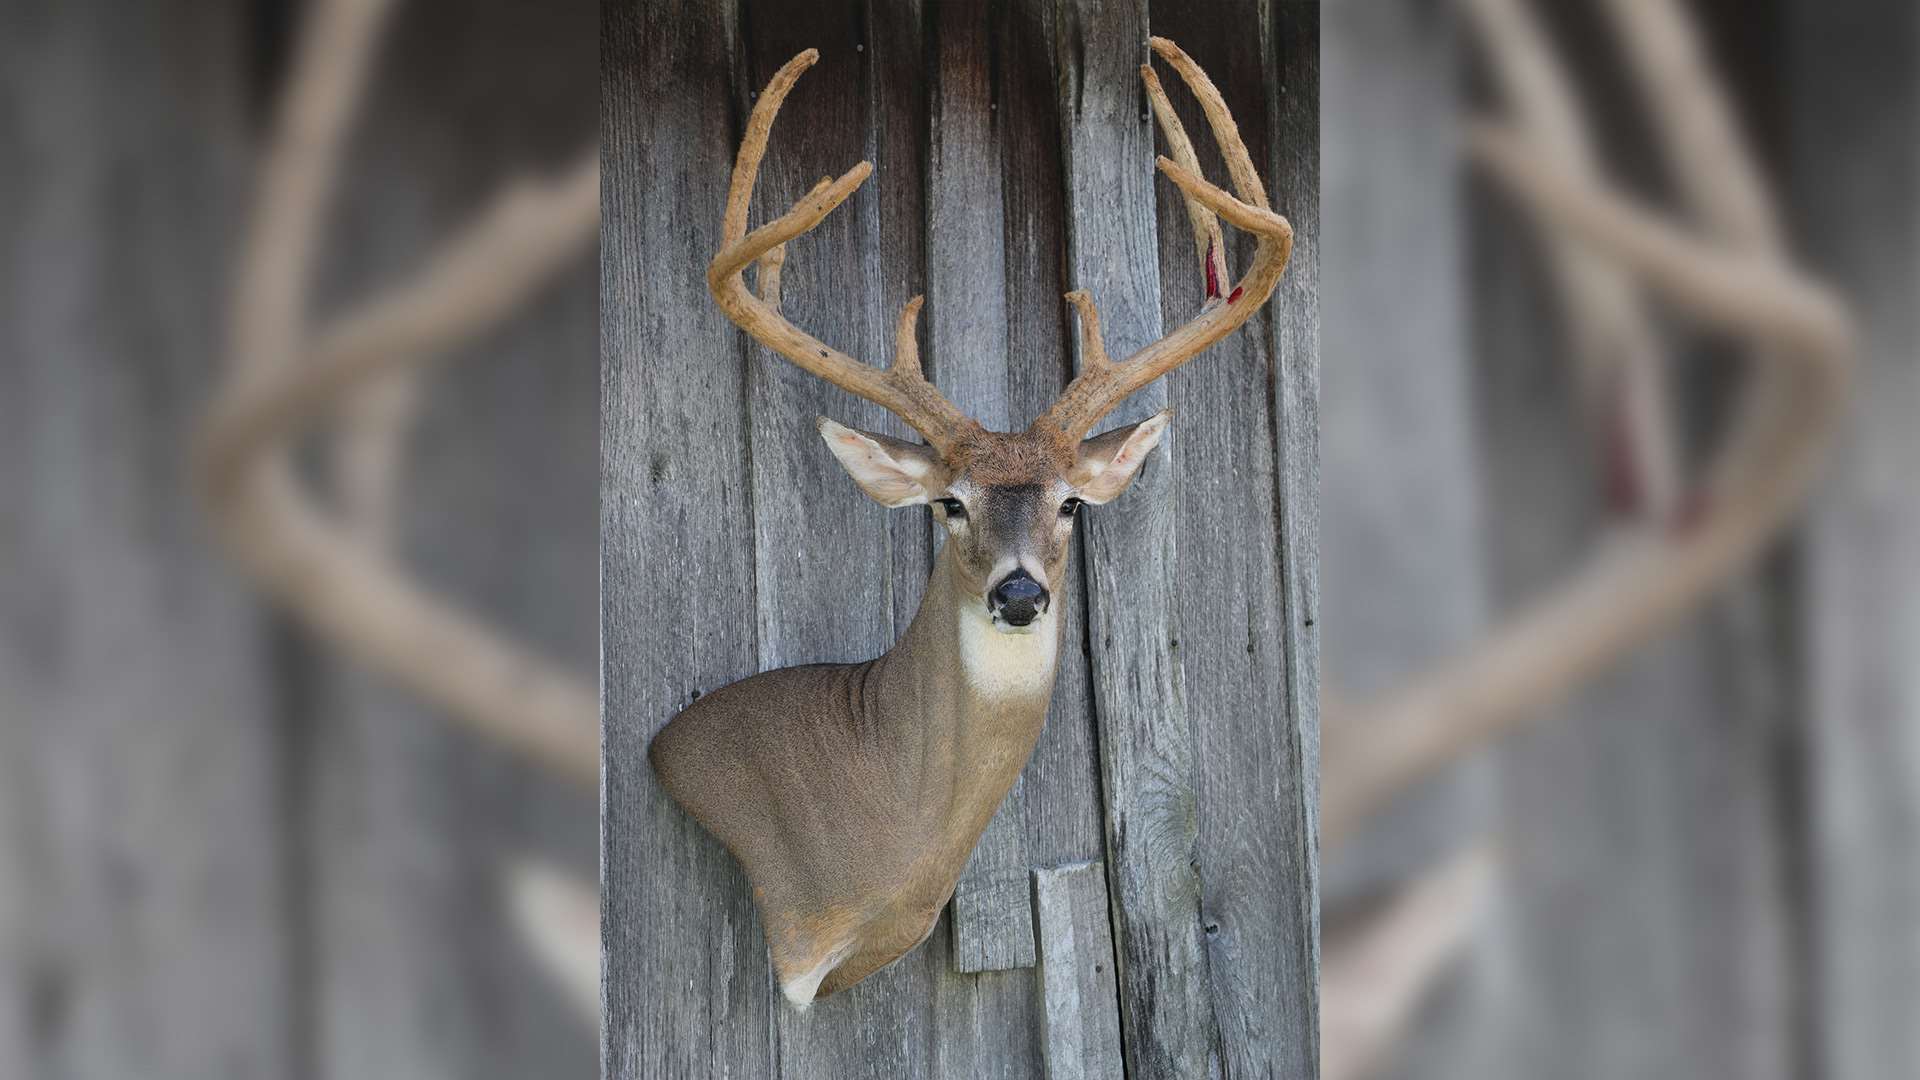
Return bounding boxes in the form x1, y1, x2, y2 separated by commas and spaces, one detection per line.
818, 418, 944, 508
1070, 410, 1171, 504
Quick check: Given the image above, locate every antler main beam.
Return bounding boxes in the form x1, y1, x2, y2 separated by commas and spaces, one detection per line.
1039, 37, 1295, 441
708, 49, 976, 454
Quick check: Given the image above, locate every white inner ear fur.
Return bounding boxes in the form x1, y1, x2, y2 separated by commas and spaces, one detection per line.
1074, 410, 1171, 504
818, 418, 937, 508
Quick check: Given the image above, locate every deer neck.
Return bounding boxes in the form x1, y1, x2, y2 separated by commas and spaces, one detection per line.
877, 545, 1061, 832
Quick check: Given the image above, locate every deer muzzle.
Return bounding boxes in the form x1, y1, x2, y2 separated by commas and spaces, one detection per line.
989, 570, 1049, 630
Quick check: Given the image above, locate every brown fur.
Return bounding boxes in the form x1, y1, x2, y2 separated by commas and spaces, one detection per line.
649, 423, 1159, 1001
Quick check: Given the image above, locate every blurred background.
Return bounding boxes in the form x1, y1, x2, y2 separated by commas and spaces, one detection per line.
0, 1, 1914, 1079
1324, 2, 1916, 1079
0, 0, 599, 1076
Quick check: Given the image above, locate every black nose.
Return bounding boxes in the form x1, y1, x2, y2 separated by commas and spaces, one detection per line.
990, 570, 1049, 626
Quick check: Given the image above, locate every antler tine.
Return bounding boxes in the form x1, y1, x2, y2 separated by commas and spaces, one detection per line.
1141, 64, 1230, 302
709, 50, 973, 453
1148, 37, 1269, 210
1038, 39, 1294, 442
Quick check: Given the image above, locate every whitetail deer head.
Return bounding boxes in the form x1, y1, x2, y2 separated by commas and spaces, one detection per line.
819, 403, 1170, 634
649, 39, 1292, 1006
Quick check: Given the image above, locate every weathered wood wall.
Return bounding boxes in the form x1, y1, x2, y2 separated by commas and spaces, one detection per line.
0, 1, 599, 1077
600, 2, 1320, 1076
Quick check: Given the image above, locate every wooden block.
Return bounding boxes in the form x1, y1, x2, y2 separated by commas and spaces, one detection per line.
1033, 862, 1124, 1080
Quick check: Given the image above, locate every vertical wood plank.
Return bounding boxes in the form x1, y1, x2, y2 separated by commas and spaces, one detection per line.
732, 4, 943, 1076
1053, 1, 1222, 1075
925, 6, 1108, 1071
0, 4, 292, 1076
1265, 5, 1325, 1063
1146, 2, 1320, 1073
1001, 0, 1107, 888
869, 0, 939, 711
1033, 862, 1125, 1079
602, 1, 778, 1076
1267, 0, 1323, 835
1787, 4, 1920, 1078
930, 0, 1038, 975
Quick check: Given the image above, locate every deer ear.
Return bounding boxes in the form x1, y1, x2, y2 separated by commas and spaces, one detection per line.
1070, 410, 1171, 504
818, 418, 943, 508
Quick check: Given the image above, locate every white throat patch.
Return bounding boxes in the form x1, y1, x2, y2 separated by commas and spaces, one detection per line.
957, 600, 1058, 701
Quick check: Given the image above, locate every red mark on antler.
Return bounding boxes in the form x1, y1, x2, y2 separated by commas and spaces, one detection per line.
1227, 286, 1244, 304
1204, 239, 1221, 300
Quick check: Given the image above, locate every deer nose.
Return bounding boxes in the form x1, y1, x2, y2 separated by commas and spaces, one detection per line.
990, 571, 1049, 626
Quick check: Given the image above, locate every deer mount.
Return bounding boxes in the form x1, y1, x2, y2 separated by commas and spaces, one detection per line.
648, 39, 1293, 1006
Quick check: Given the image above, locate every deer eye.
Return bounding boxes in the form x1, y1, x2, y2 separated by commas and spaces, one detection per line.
936, 498, 966, 518
1060, 498, 1084, 518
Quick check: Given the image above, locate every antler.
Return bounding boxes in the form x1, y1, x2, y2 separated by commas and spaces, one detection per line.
708, 49, 976, 454
1037, 37, 1296, 441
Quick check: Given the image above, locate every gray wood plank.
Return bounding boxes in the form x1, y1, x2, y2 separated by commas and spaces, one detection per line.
930, 0, 1038, 975
927, 5, 1117, 1069
1787, 4, 1920, 1078
0, 2, 294, 1077
602, 0, 778, 1075
731, 4, 946, 1076
1002, 0, 1107, 888
1143, 3, 1320, 1074
1033, 861, 1124, 1079
1053, 2, 1222, 1075
870, 0, 940, 724
1265, 3, 1324, 1058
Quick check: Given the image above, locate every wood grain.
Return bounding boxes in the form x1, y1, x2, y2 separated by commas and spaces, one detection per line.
1053, 1, 1221, 1075
1001, 0, 1109, 910
1033, 861, 1125, 1079
1151, 2, 1320, 1073
602, 1, 777, 1075
930, 0, 1037, 975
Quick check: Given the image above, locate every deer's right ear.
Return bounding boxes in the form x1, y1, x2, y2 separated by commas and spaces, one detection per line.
818, 418, 943, 508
